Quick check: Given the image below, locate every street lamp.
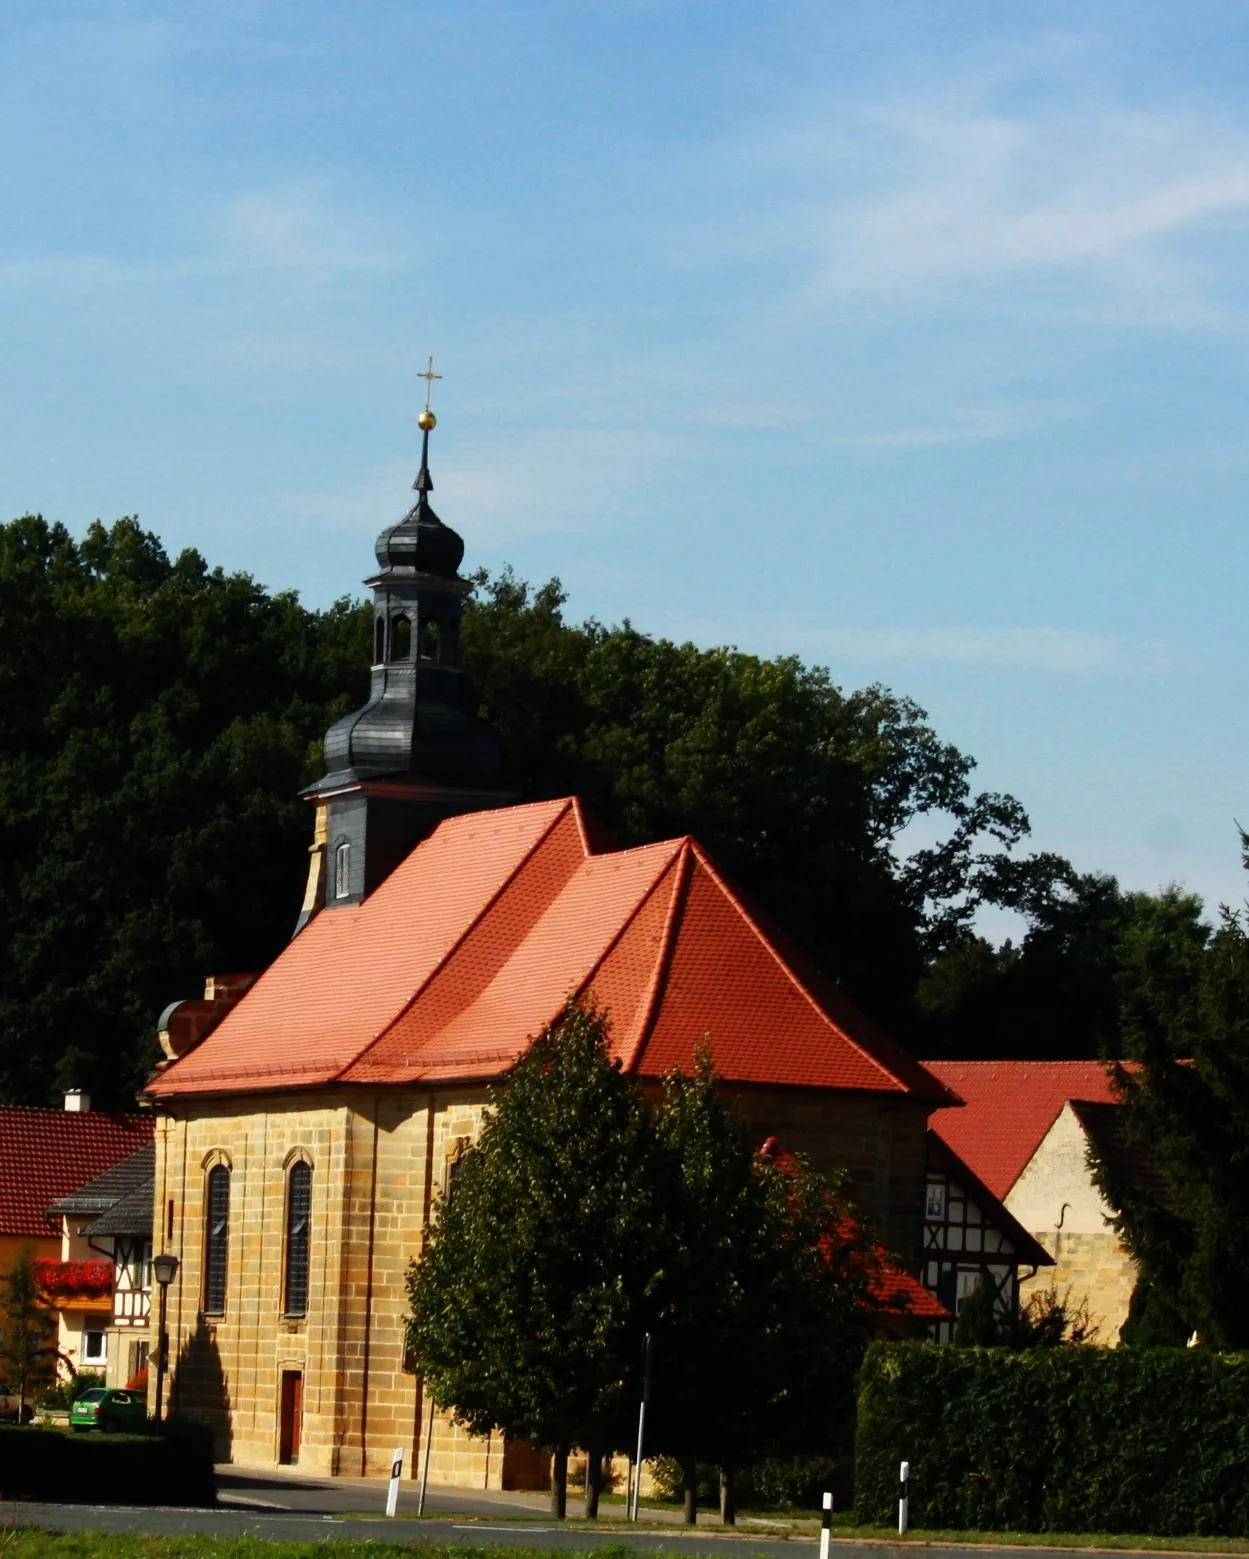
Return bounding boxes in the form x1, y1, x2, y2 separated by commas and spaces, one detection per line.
151, 1252, 179, 1422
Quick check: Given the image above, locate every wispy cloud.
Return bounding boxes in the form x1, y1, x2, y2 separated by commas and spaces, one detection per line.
691, 81, 1249, 329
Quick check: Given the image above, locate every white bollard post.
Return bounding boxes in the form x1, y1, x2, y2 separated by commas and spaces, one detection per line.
386, 1447, 404, 1518
819, 1490, 833, 1559
898, 1459, 910, 1536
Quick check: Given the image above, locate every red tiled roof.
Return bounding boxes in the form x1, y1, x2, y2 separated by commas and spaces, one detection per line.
870, 1263, 951, 1319
0, 1108, 153, 1239
922, 1060, 1121, 1200
149, 798, 954, 1104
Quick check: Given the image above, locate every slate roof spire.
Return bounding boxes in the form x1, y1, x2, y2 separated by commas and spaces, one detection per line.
296, 363, 509, 928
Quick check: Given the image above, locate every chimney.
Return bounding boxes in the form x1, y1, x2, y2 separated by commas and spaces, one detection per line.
63, 1089, 90, 1113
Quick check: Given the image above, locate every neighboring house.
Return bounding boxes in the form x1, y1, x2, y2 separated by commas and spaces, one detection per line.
921, 1132, 1053, 1342
0, 1094, 152, 1296
922, 1061, 1138, 1342
141, 416, 959, 1483
46, 1144, 155, 1388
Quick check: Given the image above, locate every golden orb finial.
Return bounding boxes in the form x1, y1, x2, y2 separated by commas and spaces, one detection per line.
417, 354, 442, 433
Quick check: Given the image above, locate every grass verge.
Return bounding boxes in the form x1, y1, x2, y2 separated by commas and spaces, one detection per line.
7, 1527, 1249, 1557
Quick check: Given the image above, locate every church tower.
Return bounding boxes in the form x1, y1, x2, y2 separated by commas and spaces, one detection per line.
296, 366, 510, 931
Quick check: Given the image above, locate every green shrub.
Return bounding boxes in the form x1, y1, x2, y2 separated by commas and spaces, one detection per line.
647, 1452, 841, 1511
855, 1341, 1249, 1536
0, 1418, 215, 1506
38, 1370, 105, 1409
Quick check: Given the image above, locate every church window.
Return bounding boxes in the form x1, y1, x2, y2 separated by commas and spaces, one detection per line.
419, 618, 440, 662
373, 615, 385, 664
203, 1165, 230, 1315
392, 615, 411, 659
283, 1161, 312, 1318
334, 841, 351, 900
442, 617, 459, 666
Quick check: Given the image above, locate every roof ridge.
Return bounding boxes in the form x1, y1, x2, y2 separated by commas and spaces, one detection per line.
620, 840, 693, 1074
685, 841, 906, 1095
337, 799, 579, 1080
571, 839, 689, 1068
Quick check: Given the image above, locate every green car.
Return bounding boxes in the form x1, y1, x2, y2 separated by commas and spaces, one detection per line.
70, 1387, 148, 1432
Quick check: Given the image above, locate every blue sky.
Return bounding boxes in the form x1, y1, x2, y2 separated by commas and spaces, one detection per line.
4, 2, 1249, 931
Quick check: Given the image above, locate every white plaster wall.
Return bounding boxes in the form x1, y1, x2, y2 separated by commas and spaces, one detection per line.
1004, 1102, 1114, 1235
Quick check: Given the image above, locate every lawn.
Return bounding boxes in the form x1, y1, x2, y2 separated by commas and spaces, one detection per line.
5, 1528, 1249, 1557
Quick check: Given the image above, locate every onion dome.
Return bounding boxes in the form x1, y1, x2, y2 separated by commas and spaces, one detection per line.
373, 414, 465, 579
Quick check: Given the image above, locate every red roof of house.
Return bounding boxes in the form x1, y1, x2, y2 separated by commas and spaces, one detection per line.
870, 1263, 951, 1319
148, 798, 954, 1104
0, 1108, 153, 1239
921, 1060, 1121, 1200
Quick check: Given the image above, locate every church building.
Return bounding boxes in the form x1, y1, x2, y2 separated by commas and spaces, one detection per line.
144, 396, 961, 1482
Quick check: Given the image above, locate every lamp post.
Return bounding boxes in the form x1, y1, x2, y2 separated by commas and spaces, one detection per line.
151, 1251, 179, 1421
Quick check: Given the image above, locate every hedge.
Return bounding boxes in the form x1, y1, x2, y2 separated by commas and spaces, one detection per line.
0, 1420, 216, 1506
855, 1341, 1249, 1536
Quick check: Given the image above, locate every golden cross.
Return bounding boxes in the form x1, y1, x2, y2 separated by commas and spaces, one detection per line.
418, 354, 442, 412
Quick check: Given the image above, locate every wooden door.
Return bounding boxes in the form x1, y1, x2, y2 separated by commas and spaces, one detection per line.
279, 1370, 303, 1465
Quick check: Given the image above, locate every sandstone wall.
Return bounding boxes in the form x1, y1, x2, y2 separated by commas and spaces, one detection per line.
150, 1088, 519, 1485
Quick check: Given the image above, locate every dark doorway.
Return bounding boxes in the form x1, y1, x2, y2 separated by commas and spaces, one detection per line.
279, 1370, 303, 1465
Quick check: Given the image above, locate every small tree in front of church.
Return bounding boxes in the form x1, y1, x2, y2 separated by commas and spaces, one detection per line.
645, 1058, 876, 1522
0, 1246, 59, 1414
407, 1007, 884, 1520
405, 1002, 667, 1517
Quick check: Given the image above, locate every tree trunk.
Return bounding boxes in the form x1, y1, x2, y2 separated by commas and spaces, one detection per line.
550, 1447, 568, 1519
583, 1444, 603, 1519
719, 1468, 736, 1526
683, 1459, 697, 1525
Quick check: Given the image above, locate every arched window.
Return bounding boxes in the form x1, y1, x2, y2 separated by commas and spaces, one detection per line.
442, 617, 460, 666
334, 841, 351, 900
203, 1165, 230, 1315
283, 1162, 312, 1318
391, 615, 411, 659
419, 618, 440, 662
373, 615, 385, 664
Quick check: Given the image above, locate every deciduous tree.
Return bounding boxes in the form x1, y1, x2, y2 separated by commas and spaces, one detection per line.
0, 1246, 59, 1411
1092, 847, 1249, 1348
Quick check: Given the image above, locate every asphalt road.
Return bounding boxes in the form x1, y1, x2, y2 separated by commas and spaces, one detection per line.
6, 1500, 816, 1553
1, 1500, 1162, 1559
2, 1473, 1223, 1558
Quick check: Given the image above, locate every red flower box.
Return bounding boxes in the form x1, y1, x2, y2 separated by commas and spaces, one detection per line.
33, 1258, 114, 1299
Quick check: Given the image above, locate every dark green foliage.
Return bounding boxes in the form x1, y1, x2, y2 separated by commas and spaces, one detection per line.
919, 878, 1211, 1060
650, 1452, 841, 1512
0, 514, 370, 1107
0, 1418, 215, 1505
38, 1370, 105, 1409
406, 1010, 875, 1479
645, 1061, 874, 1470
952, 1282, 1095, 1349
951, 1282, 998, 1346
855, 1341, 1249, 1536
405, 1003, 664, 1458
1090, 853, 1249, 1348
